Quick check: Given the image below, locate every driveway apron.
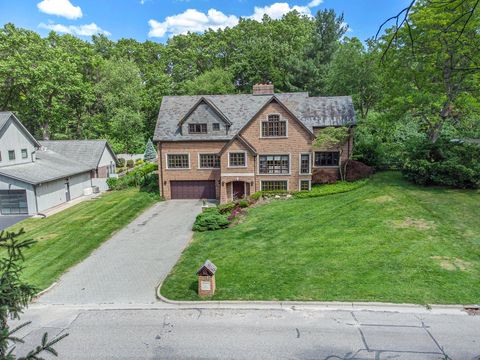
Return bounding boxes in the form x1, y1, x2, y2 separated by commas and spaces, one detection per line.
37, 200, 201, 305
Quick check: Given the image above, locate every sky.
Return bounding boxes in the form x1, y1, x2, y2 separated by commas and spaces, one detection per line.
0, 0, 412, 42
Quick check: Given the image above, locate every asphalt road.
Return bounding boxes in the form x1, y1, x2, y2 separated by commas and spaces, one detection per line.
11, 305, 480, 359
0, 215, 29, 231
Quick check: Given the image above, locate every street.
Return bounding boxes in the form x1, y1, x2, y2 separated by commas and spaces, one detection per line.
11, 303, 480, 359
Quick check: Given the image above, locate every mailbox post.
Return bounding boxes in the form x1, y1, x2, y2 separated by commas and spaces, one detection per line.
196, 260, 217, 297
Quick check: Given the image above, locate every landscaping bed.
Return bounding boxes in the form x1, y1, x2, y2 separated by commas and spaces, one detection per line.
4, 188, 159, 290
161, 172, 480, 304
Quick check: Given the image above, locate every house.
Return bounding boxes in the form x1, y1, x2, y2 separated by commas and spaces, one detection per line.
0, 112, 117, 215
153, 84, 356, 203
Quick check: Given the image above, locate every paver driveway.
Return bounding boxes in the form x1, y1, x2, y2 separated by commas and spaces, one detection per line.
37, 200, 201, 305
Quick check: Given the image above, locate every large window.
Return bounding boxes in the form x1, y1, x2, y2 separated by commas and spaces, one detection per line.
261, 114, 286, 137
300, 153, 311, 174
261, 181, 288, 191
314, 151, 339, 167
167, 154, 189, 169
199, 154, 220, 169
228, 152, 246, 167
188, 123, 207, 134
259, 155, 289, 174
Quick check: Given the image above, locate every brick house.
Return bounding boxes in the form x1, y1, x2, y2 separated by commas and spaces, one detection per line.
153, 84, 356, 203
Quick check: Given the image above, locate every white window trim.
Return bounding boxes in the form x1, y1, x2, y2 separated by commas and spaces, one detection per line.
298, 179, 312, 191
257, 153, 291, 176
197, 153, 220, 170
260, 113, 288, 139
260, 179, 289, 191
298, 152, 312, 175
227, 151, 248, 168
313, 150, 341, 168
165, 153, 190, 170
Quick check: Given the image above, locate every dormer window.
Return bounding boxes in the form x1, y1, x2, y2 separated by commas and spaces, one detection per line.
189, 123, 207, 134
262, 114, 286, 137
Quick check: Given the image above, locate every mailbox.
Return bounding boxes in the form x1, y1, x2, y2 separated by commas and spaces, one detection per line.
196, 260, 217, 297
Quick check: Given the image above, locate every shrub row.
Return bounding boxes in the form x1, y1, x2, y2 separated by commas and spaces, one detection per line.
107, 163, 158, 192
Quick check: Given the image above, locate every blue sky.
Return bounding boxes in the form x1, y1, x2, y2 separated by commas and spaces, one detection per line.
0, 0, 411, 42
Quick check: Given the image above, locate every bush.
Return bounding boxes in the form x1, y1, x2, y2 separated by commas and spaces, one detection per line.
117, 158, 126, 167
250, 192, 263, 201
109, 163, 159, 191
135, 159, 144, 165
193, 208, 230, 231
140, 173, 159, 194
345, 160, 374, 181
217, 202, 236, 214
126, 159, 135, 168
292, 179, 368, 199
402, 138, 480, 189
238, 199, 249, 208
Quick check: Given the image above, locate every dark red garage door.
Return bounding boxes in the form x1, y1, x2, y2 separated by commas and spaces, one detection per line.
170, 181, 216, 199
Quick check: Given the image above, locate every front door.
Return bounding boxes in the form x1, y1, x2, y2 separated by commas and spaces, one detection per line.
65, 180, 71, 202
232, 181, 245, 200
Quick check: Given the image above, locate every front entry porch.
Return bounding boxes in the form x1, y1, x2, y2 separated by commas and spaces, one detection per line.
223, 179, 252, 202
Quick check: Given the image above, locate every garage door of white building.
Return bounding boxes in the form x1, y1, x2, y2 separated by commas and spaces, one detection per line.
0, 190, 28, 215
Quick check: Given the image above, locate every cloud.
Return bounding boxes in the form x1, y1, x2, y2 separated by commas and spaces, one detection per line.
39, 22, 111, 36
37, 0, 82, 19
148, 0, 323, 38
148, 8, 238, 37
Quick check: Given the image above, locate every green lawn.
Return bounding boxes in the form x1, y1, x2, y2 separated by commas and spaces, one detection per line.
4, 189, 159, 290
161, 172, 480, 304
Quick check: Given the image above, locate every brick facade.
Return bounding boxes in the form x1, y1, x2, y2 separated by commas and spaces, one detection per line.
157, 100, 354, 202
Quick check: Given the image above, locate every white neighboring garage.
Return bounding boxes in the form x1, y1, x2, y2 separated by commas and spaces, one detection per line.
0, 112, 93, 215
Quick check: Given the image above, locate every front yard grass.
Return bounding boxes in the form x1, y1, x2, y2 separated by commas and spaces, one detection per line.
4, 188, 159, 291
161, 172, 480, 304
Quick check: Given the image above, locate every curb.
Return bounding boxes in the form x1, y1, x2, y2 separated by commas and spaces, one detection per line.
155, 281, 473, 314
35, 281, 58, 298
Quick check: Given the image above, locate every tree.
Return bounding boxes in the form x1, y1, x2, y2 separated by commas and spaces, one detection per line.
326, 38, 381, 118
314, 127, 351, 180
181, 68, 235, 95
143, 138, 157, 162
0, 229, 68, 359
378, 0, 480, 143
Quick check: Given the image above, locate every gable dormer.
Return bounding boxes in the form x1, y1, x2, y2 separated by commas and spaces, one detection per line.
178, 97, 231, 136
0, 112, 40, 168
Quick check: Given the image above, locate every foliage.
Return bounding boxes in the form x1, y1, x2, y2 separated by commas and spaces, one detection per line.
161, 172, 480, 303
5, 188, 159, 290
314, 126, 351, 180
126, 160, 135, 168
402, 138, 480, 188
181, 68, 235, 95
107, 163, 158, 191
143, 138, 157, 162
292, 179, 368, 199
117, 158, 126, 167
0, 229, 68, 359
192, 208, 230, 232
140, 173, 160, 194
217, 202, 237, 215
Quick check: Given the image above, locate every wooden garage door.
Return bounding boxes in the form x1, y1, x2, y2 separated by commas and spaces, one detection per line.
170, 181, 216, 199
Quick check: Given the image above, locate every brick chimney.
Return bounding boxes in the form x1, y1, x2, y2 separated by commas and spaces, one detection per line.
252, 82, 274, 95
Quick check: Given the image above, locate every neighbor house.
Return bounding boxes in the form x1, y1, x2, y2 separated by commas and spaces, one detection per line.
153, 84, 356, 203
0, 112, 117, 215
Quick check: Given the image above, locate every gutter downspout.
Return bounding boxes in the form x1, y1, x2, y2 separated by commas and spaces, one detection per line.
33, 185, 39, 215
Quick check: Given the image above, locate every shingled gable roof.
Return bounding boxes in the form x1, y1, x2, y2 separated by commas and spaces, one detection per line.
178, 97, 232, 127
154, 93, 356, 142
219, 134, 257, 156
0, 111, 41, 148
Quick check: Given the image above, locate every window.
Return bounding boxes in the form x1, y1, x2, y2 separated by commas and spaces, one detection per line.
261, 114, 286, 137
300, 180, 311, 191
261, 181, 288, 191
212, 123, 220, 131
199, 154, 220, 168
314, 151, 339, 167
0, 151, 2, 162
21, 149, 28, 159
8, 150, 15, 161
300, 154, 311, 174
167, 154, 189, 169
228, 152, 246, 167
188, 123, 207, 134
259, 155, 289, 174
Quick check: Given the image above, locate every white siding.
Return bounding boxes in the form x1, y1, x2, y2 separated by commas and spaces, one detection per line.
35, 172, 91, 213
98, 147, 116, 168
0, 175, 36, 214
0, 119, 36, 168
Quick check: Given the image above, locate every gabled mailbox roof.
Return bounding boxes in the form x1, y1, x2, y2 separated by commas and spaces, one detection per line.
196, 260, 217, 276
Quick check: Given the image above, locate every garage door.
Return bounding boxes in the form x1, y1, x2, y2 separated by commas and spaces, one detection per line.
0, 190, 28, 215
170, 181, 216, 199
